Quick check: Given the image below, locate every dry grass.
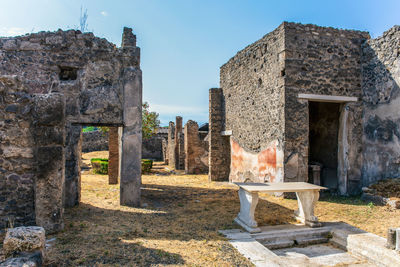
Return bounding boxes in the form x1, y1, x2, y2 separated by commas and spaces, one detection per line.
45, 151, 400, 266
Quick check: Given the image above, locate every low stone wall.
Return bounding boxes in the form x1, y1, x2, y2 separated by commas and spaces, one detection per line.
143, 135, 166, 160
82, 131, 108, 152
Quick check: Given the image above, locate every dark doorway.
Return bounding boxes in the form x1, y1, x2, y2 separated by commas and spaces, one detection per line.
309, 102, 341, 190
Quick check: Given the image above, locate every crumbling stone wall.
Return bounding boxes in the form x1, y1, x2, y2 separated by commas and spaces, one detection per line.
142, 129, 168, 160
0, 27, 142, 232
184, 120, 209, 174
218, 24, 286, 183
362, 26, 400, 186
166, 117, 185, 170
213, 22, 371, 194
284, 23, 368, 194
82, 130, 108, 152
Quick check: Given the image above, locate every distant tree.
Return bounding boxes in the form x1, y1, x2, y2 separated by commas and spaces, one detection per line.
97, 102, 160, 140
79, 6, 89, 32
142, 102, 160, 140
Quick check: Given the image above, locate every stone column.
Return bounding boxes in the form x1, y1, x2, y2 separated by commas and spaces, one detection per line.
108, 127, 119, 184
174, 116, 183, 170
120, 28, 142, 207
167, 121, 175, 169
32, 93, 66, 233
209, 88, 230, 181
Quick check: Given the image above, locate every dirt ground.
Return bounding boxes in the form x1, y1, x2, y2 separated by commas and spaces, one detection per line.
370, 178, 400, 198
44, 151, 400, 266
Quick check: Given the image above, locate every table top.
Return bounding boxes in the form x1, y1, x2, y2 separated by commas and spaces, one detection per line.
233, 182, 327, 193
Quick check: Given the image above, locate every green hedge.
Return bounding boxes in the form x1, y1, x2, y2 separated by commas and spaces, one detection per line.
90, 158, 153, 174
91, 158, 108, 175
142, 159, 153, 173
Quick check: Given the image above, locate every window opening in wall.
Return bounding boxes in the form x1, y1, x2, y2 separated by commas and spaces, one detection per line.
59, 66, 78, 81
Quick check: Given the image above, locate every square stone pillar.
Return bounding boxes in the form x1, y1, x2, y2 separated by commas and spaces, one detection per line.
120, 67, 142, 207
64, 124, 82, 207
209, 88, 230, 181
108, 127, 119, 184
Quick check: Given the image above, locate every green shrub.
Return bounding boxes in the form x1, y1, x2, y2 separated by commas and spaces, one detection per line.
91, 158, 108, 174
141, 159, 153, 173
82, 126, 98, 133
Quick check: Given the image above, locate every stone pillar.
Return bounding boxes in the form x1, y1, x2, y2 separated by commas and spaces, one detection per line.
32, 93, 66, 233
167, 121, 175, 169
174, 116, 183, 170
108, 127, 119, 184
209, 88, 230, 181
162, 138, 168, 164
184, 120, 208, 174
64, 125, 82, 208
178, 132, 185, 170
185, 120, 196, 173
120, 27, 142, 207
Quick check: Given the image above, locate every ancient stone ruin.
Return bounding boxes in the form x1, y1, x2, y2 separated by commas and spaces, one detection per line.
165, 116, 209, 174
209, 22, 400, 195
0, 27, 142, 232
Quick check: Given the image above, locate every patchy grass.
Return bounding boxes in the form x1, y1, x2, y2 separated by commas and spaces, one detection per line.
45, 151, 400, 266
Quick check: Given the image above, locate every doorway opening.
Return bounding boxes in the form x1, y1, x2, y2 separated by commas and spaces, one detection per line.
308, 102, 341, 191
64, 125, 121, 208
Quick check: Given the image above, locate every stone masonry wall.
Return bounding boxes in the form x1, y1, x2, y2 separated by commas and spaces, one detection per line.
82, 130, 108, 152
142, 133, 167, 161
219, 24, 286, 183
184, 120, 209, 174
284, 23, 369, 193
362, 26, 400, 186
0, 27, 142, 232
0, 76, 36, 229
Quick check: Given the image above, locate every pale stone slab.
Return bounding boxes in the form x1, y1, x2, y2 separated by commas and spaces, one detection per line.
298, 93, 358, 103
233, 182, 326, 231
234, 182, 326, 192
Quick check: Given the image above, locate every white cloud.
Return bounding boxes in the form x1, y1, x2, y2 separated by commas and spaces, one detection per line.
0, 27, 28, 37
100, 11, 108, 17
149, 103, 207, 116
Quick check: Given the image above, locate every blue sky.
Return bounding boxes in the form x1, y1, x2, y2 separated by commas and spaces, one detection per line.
1, 0, 399, 126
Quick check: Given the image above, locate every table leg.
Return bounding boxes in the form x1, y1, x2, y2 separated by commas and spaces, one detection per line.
234, 188, 261, 233
294, 190, 321, 227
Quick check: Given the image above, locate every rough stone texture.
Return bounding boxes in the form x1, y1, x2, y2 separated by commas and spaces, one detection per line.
0, 27, 142, 232
184, 120, 209, 174
174, 116, 184, 170
214, 22, 372, 194
166, 121, 176, 169
362, 25, 400, 186
166, 117, 185, 170
0, 252, 42, 267
0, 76, 36, 229
81, 130, 108, 152
209, 88, 230, 181
142, 129, 168, 160
3, 226, 45, 257
108, 127, 119, 184
64, 125, 82, 208
219, 24, 286, 183
284, 23, 368, 194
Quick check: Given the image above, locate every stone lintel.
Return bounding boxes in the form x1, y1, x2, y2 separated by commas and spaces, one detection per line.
221, 130, 232, 136
298, 93, 358, 103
